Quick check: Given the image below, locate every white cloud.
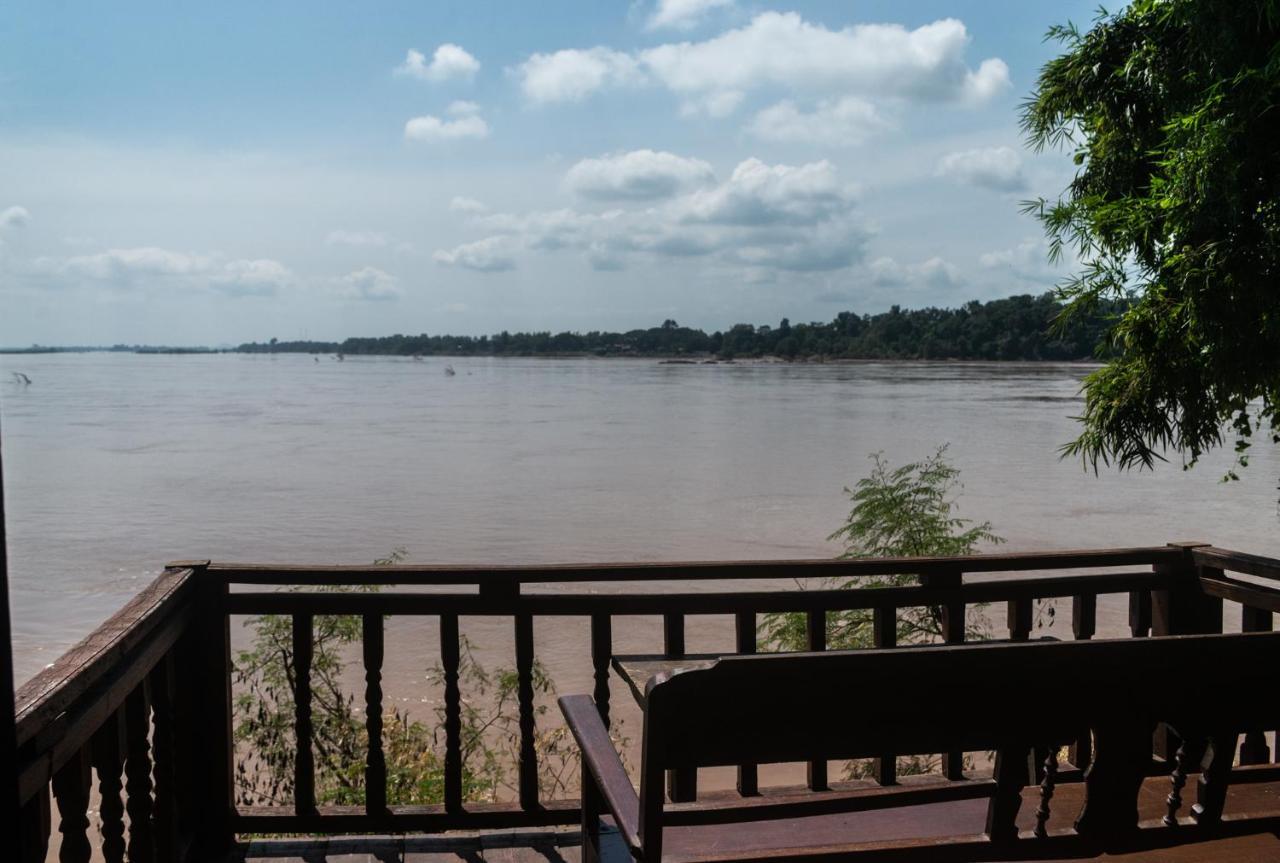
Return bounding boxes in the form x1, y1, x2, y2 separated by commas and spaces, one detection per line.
675, 158, 857, 226
749, 97, 888, 146
404, 103, 490, 142
564, 149, 715, 201
936, 146, 1027, 192
326, 229, 388, 247
517, 13, 1008, 114
337, 266, 402, 301
640, 13, 1010, 112
46, 247, 293, 296
1, 205, 30, 229
449, 196, 488, 213
433, 236, 518, 272
395, 44, 480, 83
446, 157, 869, 275
647, 0, 733, 31
515, 47, 644, 104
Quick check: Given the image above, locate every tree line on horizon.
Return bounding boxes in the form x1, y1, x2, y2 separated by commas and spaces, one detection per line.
238, 292, 1123, 361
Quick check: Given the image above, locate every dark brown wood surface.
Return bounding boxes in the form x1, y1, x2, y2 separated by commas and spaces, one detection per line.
569, 631, 1280, 863
11, 541, 1280, 861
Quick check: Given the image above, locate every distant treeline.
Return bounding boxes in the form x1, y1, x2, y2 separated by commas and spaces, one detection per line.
238, 293, 1120, 361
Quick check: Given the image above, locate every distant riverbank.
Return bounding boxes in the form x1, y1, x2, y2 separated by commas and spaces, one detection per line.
4, 291, 1123, 362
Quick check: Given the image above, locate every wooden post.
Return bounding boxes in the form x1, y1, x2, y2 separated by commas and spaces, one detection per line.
1240, 606, 1273, 764
1069, 594, 1097, 770
924, 567, 965, 780
189, 561, 234, 854
1150, 542, 1217, 760
1, 417, 27, 860
872, 605, 897, 786
805, 609, 828, 792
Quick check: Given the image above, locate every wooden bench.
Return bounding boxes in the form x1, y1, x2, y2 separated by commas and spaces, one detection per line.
560, 633, 1280, 862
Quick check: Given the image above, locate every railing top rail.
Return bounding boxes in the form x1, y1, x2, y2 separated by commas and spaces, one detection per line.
206, 544, 1182, 586
1193, 546, 1280, 582
222, 570, 1174, 617
13, 564, 195, 746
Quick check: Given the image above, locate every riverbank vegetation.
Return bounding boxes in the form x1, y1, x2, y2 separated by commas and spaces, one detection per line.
238, 292, 1121, 361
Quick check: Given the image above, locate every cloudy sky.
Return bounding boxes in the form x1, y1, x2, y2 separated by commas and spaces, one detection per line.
0, 0, 1096, 346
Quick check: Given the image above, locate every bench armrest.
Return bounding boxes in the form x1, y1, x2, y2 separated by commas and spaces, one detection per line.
559, 694, 641, 851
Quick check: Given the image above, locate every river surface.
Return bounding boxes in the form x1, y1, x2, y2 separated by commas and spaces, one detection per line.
3, 352, 1279, 693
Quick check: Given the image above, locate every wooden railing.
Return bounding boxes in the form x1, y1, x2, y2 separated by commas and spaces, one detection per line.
12, 541, 1280, 860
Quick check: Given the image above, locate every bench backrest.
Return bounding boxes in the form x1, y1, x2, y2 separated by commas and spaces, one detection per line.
638, 633, 1280, 850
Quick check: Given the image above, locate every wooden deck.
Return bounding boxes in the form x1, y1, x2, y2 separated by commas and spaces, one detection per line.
233, 772, 1280, 862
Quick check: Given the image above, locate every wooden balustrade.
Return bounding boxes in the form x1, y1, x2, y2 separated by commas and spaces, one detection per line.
12, 542, 1280, 860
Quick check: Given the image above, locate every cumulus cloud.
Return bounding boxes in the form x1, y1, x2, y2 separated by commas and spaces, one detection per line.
675, 158, 857, 226
405, 101, 490, 142
449, 196, 488, 213
517, 13, 1009, 112
337, 266, 402, 300
936, 146, 1027, 192
749, 97, 888, 146
45, 247, 293, 296
647, 0, 733, 31
516, 47, 644, 104
326, 229, 388, 247
439, 156, 870, 275
433, 236, 518, 272
564, 149, 715, 201
395, 44, 480, 83
1, 205, 30, 229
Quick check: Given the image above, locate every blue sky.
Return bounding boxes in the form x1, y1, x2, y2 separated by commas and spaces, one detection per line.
0, 0, 1099, 345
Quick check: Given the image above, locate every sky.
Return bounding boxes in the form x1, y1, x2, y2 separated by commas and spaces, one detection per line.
0, 0, 1101, 346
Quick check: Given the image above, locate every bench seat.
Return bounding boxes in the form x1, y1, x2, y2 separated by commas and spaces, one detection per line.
592, 773, 1280, 863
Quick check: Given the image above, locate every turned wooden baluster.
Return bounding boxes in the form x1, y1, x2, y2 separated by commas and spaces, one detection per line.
1034, 746, 1060, 838
148, 652, 180, 861
51, 747, 93, 863
292, 612, 316, 814
124, 682, 156, 863
591, 613, 612, 729
1192, 732, 1238, 825
363, 614, 387, 814
515, 612, 539, 810
1163, 739, 1189, 826
441, 613, 463, 814
90, 710, 127, 863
